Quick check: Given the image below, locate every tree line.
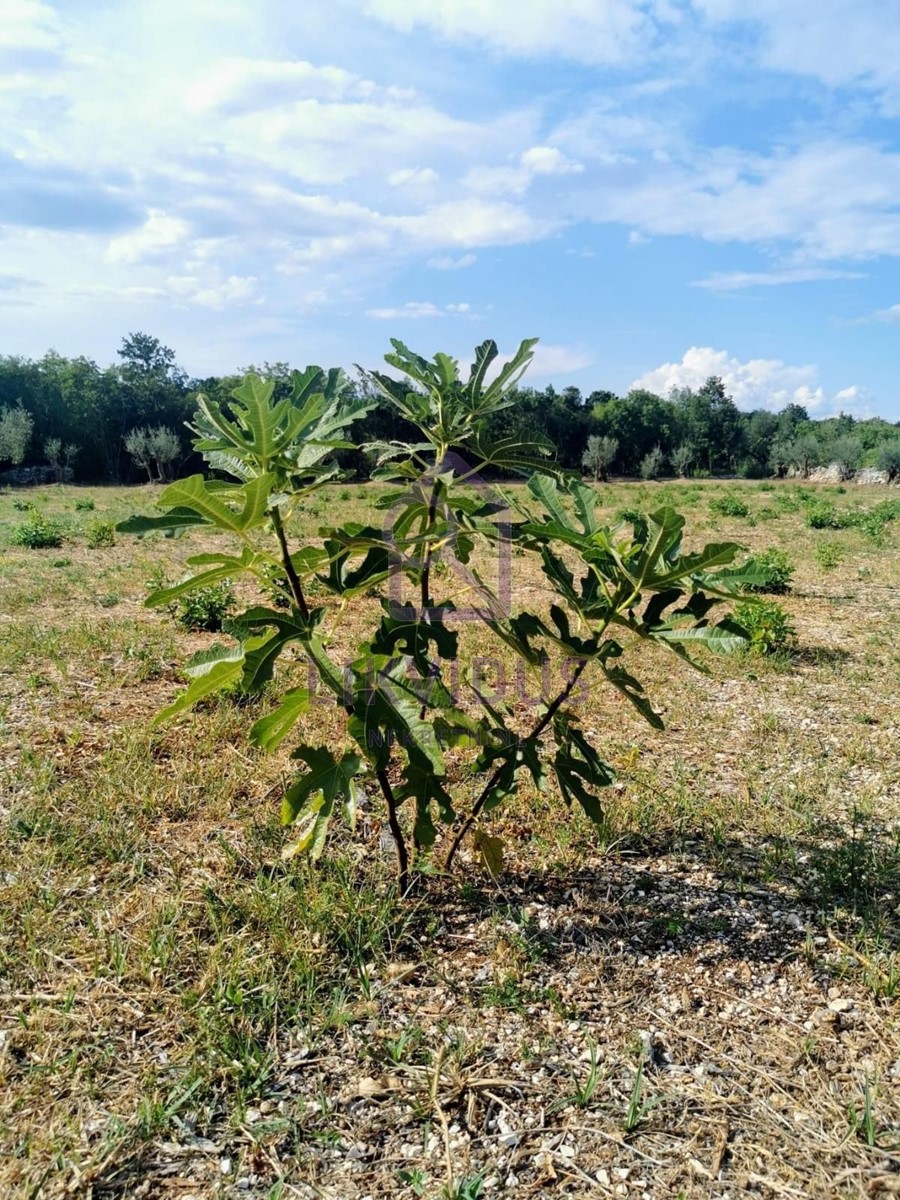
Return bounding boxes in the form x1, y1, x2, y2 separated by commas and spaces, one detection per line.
1, 333, 899, 482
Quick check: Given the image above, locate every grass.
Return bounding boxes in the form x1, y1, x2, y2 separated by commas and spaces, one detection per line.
0, 478, 899, 1198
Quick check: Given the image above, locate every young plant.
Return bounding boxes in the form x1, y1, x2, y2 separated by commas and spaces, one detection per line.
11, 512, 64, 549
743, 547, 793, 594
733, 598, 796, 656
119, 339, 758, 895
85, 518, 116, 549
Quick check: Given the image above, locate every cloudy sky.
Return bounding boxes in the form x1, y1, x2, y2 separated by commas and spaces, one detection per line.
2, 0, 900, 417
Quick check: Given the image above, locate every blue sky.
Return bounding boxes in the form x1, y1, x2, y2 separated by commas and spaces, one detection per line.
1, 0, 899, 417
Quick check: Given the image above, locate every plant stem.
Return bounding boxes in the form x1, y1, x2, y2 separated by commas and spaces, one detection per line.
271, 506, 309, 619
377, 766, 410, 894
444, 656, 589, 869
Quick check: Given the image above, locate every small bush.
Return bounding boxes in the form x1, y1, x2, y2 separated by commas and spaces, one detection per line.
12, 498, 33, 512
815, 541, 844, 570
734, 598, 797, 656
177, 581, 235, 632
756, 506, 780, 522
74, 497, 95, 511
614, 506, 643, 525
85, 519, 116, 548
744, 548, 794, 594
11, 513, 64, 549
806, 501, 840, 529
757, 482, 775, 492
709, 494, 750, 518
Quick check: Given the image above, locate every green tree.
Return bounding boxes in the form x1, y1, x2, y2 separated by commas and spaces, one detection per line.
671, 443, 694, 478
0, 405, 33, 466
582, 435, 618, 481
875, 440, 900, 482
826, 435, 863, 480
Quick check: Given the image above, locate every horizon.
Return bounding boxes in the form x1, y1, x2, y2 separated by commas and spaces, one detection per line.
2, 2, 899, 419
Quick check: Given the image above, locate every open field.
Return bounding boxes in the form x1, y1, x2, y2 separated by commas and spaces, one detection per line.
1, 478, 899, 1200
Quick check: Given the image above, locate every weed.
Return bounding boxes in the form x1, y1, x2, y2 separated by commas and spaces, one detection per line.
568, 1038, 603, 1109
11, 513, 64, 549
85, 518, 116, 548
709, 494, 750, 518
177, 581, 235, 631
847, 1079, 878, 1148
734, 598, 797, 655
744, 547, 794, 594
74, 497, 95, 511
623, 1059, 657, 1133
815, 541, 844, 570
443, 1175, 484, 1200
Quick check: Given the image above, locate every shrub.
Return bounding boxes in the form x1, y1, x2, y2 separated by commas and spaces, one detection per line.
815, 541, 844, 570
806, 501, 841, 529
709, 494, 750, 518
85, 519, 116, 548
119, 338, 756, 895
176, 582, 235, 632
74, 497, 95, 511
12, 498, 33, 512
744, 548, 793, 594
734, 599, 797, 656
11, 513, 64, 549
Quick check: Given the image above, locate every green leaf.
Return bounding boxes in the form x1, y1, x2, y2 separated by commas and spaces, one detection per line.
154, 647, 245, 724
250, 686, 310, 752
157, 473, 275, 534
396, 761, 456, 849
347, 658, 444, 772
598, 641, 664, 729
527, 473, 571, 528
281, 747, 361, 861
116, 507, 209, 535
651, 619, 749, 655
145, 547, 259, 607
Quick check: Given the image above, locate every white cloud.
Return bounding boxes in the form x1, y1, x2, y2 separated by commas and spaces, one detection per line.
427, 253, 476, 269
695, 1, 900, 114
186, 274, 263, 309
184, 58, 414, 116
529, 344, 592, 377
465, 145, 584, 196
106, 210, 189, 265
388, 167, 438, 186
365, 300, 470, 319
0, 1, 60, 52
631, 346, 867, 413
520, 146, 584, 176
874, 303, 900, 322
363, 0, 673, 66
692, 267, 867, 290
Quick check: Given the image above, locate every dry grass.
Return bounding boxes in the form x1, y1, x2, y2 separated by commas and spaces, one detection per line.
0, 479, 898, 1199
